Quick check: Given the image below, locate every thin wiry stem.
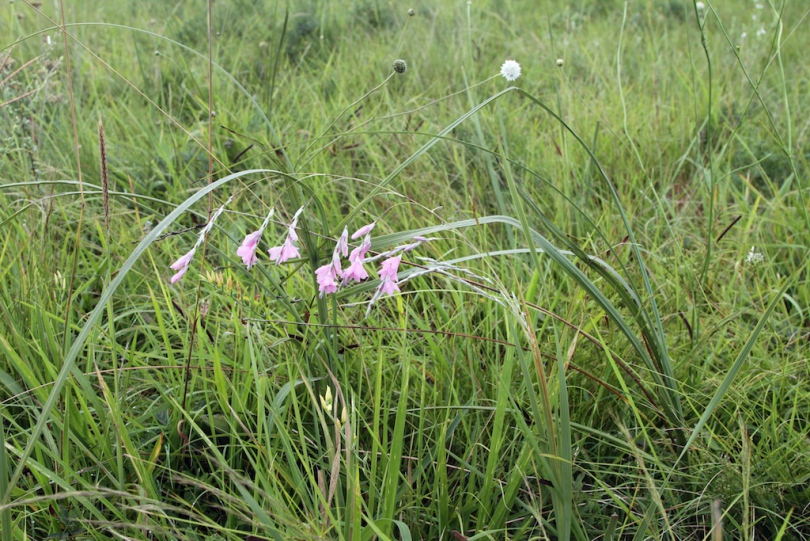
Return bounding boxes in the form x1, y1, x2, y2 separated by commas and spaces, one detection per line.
182, 0, 217, 413
99, 118, 109, 234
697, 1, 715, 287
56, 0, 85, 357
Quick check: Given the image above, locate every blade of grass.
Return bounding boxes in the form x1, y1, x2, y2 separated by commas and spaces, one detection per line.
677, 250, 809, 464
0, 168, 276, 505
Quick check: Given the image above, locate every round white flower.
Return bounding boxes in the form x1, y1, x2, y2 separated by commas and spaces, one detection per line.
696, 1, 705, 10
745, 246, 765, 265
500, 60, 521, 81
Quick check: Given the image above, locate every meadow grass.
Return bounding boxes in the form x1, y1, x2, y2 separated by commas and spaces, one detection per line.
1, 0, 809, 539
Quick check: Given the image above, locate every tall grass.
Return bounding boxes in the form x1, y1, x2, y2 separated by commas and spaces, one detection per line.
1, 0, 809, 539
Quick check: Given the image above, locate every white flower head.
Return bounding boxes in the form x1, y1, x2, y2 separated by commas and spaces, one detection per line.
500, 60, 521, 82
745, 246, 765, 265
696, 1, 705, 10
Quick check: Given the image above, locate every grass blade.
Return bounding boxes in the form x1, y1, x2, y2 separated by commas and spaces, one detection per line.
0, 168, 276, 505
676, 250, 809, 463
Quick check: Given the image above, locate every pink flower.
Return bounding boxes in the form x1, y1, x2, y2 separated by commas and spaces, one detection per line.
378, 255, 402, 280
315, 263, 339, 297
331, 251, 343, 276
342, 235, 372, 283
349, 235, 372, 262
379, 277, 400, 296
351, 222, 375, 240
342, 258, 369, 282
169, 248, 196, 283
336, 227, 349, 258
313, 228, 352, 297
376, 255, 402, 296
236, 230, 262, 269
268, 237, 300, 264
267, 208, 304, 264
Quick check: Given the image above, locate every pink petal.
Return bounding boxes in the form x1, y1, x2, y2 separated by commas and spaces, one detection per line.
315, 263, 335, 280
341, 259, 369, 282
379, 255, 402, 280
348, 236, 372, 263
170, 248, 196, 270
278, 239, 300, 263
331, 252, 343, 275
379, 278, 400, 296
351, 223, 376, 240
170, 266, 189, 284
237, 231, 262, 268
237, 244, 259, 268
319, 282, 338, 296
336, 227, 349, 258
315, 263, 340, 296
240, 230, 262, 249
268, 245, 283, 262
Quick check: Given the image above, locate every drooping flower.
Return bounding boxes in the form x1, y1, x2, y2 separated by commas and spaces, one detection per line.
500, 60, 521, 82
342, 257, 370, 283
268, 207, 304, 264
364, 236, 434, 317
335, 227, 349, 259
170, 248, 196, 284
376, 255, 402, 296
167, 195, 234, 284
235, 208, 275, 270
342, 235, 372, 283
314, 227, 350, 297
236, 230, 262, 269
351, 222, 376, 240
268, 237, 300, 264
315, 263, 339, 296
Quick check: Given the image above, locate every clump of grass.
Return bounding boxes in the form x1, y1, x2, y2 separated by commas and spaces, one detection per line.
1, 1, 809, 540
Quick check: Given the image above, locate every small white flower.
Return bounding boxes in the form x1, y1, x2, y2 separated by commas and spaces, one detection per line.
755, 3, 763, 8
500, 60, 521, 81
757, 27, 766, 37
741, 31, 747, 38
696, 1, 705, 10
745, 246, 765, 265
556, 58, 565, 67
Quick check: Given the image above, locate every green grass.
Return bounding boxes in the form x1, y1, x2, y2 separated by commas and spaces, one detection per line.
1, 0, 809, 539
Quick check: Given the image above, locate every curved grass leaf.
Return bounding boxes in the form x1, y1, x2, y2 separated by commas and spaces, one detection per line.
0, 168, 276, 505
676, 250, 809, 464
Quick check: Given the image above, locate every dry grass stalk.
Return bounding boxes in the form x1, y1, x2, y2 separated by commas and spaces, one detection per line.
98, 118, 109, 232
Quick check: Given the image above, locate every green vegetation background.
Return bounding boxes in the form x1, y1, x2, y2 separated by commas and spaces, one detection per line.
1, 0, 808, 539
